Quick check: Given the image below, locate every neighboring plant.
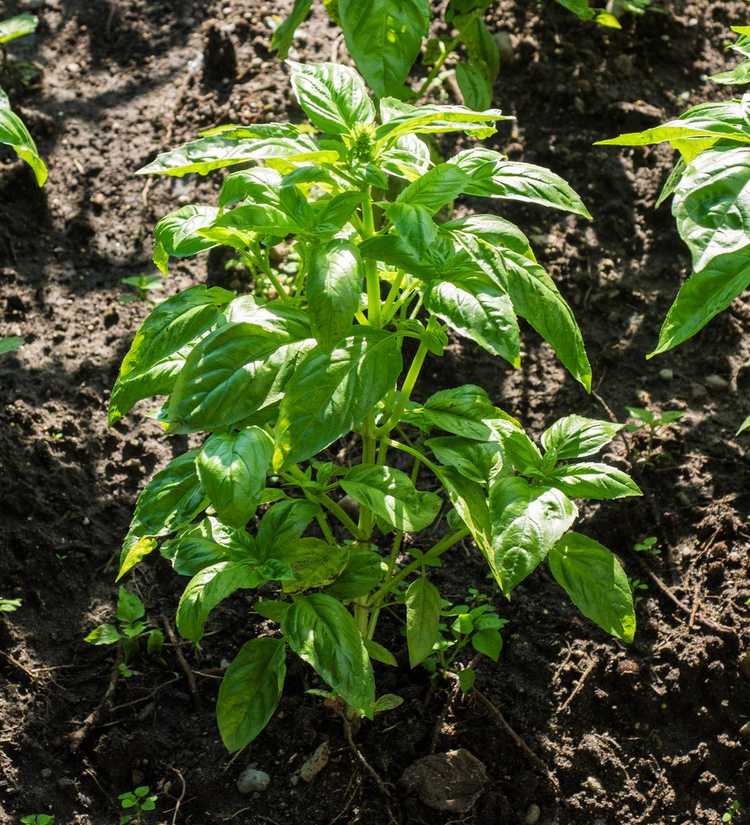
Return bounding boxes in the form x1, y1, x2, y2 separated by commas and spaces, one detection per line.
625, 406, 684, 452
84, 587, 164, 678
599, 25, 750, 357
0, 597, 21, 612
723, 800, 741, 823
0, 15, 47, 186
20, 816, 54, 825
118, 787, 157, 825
555, 0, 653, 27
633, 535, 660, 557
0, 335, 24, 355
113, 61, 640, 753
121, 274, 164, 304
272, 0, 501, 108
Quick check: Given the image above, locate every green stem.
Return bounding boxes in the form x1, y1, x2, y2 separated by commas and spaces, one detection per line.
375, 341, 429, 437
416, 34, 460, 99
315, 512, 335, 544
320, 493, 366, 541
362, 192, 381, 328
387, 439, 442, 478
242, 250, 287, 300
381, 269, 406, 324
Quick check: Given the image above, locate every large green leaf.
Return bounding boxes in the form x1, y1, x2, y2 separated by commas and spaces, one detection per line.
396, 163, 469, 214
338, 0, 431, 98
168, 304, 314, 432
306, 239, 363, 349
545, 462, 642, 500
109, 285, 233, 424
548, 532, 635, 643
437, 467, 492, 556
275, 538, 350, 591
177, 560, 266, 641
256, 499, 320, 559
442, 214, 535, 260
340, 464, 441, 532
0, 13, 38, 44
164, 517, 257, 577
424, 273, 520, 364
217, 637, 287, 751
541, 415, 622, 461
379, 133, 432, 181
274, 329, 403, 467
450, 148, 591, 218
325, 547, 385, 599
0, 104, 47, 187
282, 593, 375, 715
426, 436, 503, 484
218, 166, 282, 209
488, 477, 577, 596
271, 0, 313, 57
288, 61, 375, 134
196, 428, 274, 527
405, 578, 441, 668
152, 205, 219, 273
455, 61, 493, 111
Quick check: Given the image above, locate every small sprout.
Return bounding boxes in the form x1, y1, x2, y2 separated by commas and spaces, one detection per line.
0, 336, 24, 355
633, 536, 661, 558
20, 817, 54, 825
118, 786, 157, 825
121, 274, 163, 304
0, 597, 21, 613
723, 800, 741, 823
625, 406, 685, 433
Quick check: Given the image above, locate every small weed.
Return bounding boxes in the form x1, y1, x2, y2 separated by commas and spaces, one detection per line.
118, 786, 157, 825
121, 274, 163, 304
633, 536, 661, 558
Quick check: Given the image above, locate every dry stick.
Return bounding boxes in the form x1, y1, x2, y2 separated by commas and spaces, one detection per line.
688, 581, 701, 629
68, 649, 122, 750
342, 716, 392, 798
170, 766, 187, 825
634, 557, 735, 636
559, 656, 598, 714
0, 649, 38, 680
472, 688, 560, 794
161, 616, 201, 708
109, 674, 181, 712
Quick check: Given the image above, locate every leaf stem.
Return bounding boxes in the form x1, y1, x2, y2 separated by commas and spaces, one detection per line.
416, 34, 461, 100
361, 191, 381, 328
375, 340, 428, 436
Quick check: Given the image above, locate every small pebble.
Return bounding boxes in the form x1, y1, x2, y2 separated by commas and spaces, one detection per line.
299, 741, 330, 783
236, 767, 270, 794
705, 374, 729, 391
658, 368, 673, 381
524, 803, 541, 825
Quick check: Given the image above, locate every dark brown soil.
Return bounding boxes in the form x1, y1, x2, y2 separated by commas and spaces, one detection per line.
1, 1, 749, 823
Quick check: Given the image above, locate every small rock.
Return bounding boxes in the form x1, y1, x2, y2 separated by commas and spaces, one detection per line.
658, 368, 673, 381
299, 741, 329, 783
690, 383, 707, 400
524, 802, 541, 825
236, 767, 270, 794
91, 192, 106, 207
739, 651, 750, 682
401, 749, 487, 812
705, 374, 729, 391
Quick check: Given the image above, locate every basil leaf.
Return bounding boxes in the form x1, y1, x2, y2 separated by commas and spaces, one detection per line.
109, 286, 233, 424
257, 499, 320, 559
405, 578, 441, 668
0, 104, 47, 187
275, 538, 350, 591
426, 436, 503, 484
488, 477, 577, 595
548, 532, 636, 643
396, 163, 469, 214
196, 427, 274, 527
379, 133, 432, 181
288, 61, 375, 135
217, 637, 287, 752
546, 462, 642, 500
164, 517, 257, 577
471, 628, 502, 661
541, 415, 623, 460
376, 98, 509, 144
177, 560, 266, 642
442, 214, 535, 260
282, 593, 375, 716
450, 148, 591, 218
437, 467, 492, 556
274, 329, 403, 467
325, 547, 385, 600
456, 61, 493, 111
152, 205, 219, 273
306, 240, 363, 350
218, 167, 282, 209
0, 13, 38, 44
341, 464, 442, 532
338, 0, 430, 98
116, 588, 145, 624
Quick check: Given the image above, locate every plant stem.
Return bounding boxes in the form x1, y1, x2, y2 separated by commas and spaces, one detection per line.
376, 340, 428, 436
361, 191, 381, 328
416, 34, 460, 99
386, 438, 442, 477
242, 251, 287, 300
319, 493, 366, 541
381, 269, 406, 324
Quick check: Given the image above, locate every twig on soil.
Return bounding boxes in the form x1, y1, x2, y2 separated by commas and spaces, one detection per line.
170, 766, 187, 825
161, 616, 201, 708
471, 687, 559, 793
688, 582, 701, 629
634, 557, 735, 636
109, 674, 181, 712
0, 649, 39, 680
342, 715, 392, 798
559, 656, 598, 714
67, 649, 121, 750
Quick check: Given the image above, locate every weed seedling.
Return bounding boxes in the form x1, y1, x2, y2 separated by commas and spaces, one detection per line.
20, 816, 54, 825
723, 800, 741, 823
0, 597, 21, 612
633, 536, 661, 558
625, 406, 684, 454
118, 787, 157, 825
0, 336, 23, 355
120, 274, 163, 304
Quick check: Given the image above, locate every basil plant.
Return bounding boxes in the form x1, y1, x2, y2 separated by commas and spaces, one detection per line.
112, 61, 639, 751
599, 25, 750, 357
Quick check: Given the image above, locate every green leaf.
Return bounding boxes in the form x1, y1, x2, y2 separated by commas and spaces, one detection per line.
271, 0, 313, 57
737, 415, 750, 436
255, 599, 291, 623
340, 464, 442, 532
109, 285, 233, 424
306, 239, 363, 349
405, 578, 441, 668
541, 415, 623, 460
548, 532, 636, 643
196, 427, 274, 527
437, 467, 493, 556
217, 637, 287, 751
545, 462, 642, 500
0, 335, 23, 355
218, 166, 282, 210
152, 205, 218, 273
0, 13, 38, 44
364, 639, 398, 666
212, 202, 302, 239
116, 588, 145, 624
168, 304, 314, 432
282, 593, 375, 716
374, 693, 403, 712
117, 537, 158, 581
0, 105, 47, 186
257, 499, 320, 559
84, 623, 123, 645
488, 477, 577, 596
396, 163, 469, 214
376, 97, 510, 145
458, 668, 476, 693
442, 214, 535, 260
424, 273, 521, 365
379, 133, 432, 181
326, 547, 385, 599
471, 627, 502, 661
163, 517, 256, 576
456, 61, 493, 111
137, 134, 327, 177
274, 329, 403, 467
450, 148, 591, 218
275, 538, 350, 591
426, 436, 503, 484
177, 561, 267, 642
288, 61, 375, 134
338, 0, 431, 98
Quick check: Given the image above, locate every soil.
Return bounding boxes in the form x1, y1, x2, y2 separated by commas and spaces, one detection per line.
1, 1, 749, 823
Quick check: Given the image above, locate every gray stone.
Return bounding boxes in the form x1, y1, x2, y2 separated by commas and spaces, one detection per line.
236, 767, 270, 794
524, 803, 541, 825
401, 749, 488, 812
